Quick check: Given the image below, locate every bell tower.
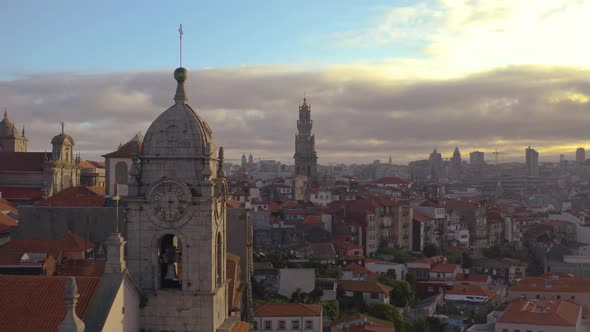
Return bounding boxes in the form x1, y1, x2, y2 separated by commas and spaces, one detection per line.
294, 97, 318, 180
125, 66, 229, 332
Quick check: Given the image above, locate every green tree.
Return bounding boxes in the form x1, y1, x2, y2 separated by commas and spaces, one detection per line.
423, 243, 440, 257
320, 300, 338, 320
368, 304, 406, 332
377, 275, 416, 307
407, 319, 429, 332
405, 271, 417, 289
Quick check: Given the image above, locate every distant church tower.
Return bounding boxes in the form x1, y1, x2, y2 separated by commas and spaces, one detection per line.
47, 122, 80, 195
0, 108, 28, 152
125, 67, 230, 331
294, 97, 318, 179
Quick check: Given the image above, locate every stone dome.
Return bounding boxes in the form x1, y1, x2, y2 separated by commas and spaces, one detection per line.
51, 133, 75, 145
0, 113, 19, 138
142, 68, 215, 158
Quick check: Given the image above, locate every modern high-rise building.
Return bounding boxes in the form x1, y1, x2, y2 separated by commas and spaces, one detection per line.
576, 147, 585, 163
469, 151, 485, 166
294, 98, 318, 179
429, 149, 442, 180
450, 146, 462, 180
526, 146, 539, 177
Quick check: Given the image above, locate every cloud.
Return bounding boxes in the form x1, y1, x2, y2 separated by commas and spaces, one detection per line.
2, 63, 590, 164
331, 0, 590, 77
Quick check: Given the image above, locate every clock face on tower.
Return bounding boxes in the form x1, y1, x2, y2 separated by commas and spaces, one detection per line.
148, 180, 190, 224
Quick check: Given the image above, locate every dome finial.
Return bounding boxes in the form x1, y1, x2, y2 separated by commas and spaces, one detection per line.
3, 107, 6, 118
21, 125, 25, 137
173, 67, 188, 104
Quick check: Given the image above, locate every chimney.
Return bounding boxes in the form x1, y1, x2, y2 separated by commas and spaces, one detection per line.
58, 277, 85, 332
104, 233, 127, 274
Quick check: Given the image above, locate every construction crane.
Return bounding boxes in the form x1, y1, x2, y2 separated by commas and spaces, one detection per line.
491, 149, 505, 165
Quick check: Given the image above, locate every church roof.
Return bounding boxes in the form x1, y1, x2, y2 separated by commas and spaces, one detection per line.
0, 152, 50, 172
0, 275, 100, 332
0, 110, 19, 138
51, 133, 75, 145
0, 186, 44, 201
38, 186, 105, 207
142, 68, 215, 159
103, 133, 143, 158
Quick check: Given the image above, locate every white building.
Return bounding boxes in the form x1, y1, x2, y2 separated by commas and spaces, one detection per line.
253, 303, 322, 332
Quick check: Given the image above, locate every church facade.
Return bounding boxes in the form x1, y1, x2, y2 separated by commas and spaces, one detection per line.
0, 112, 80, 202
294, 98, 318, 180
124, 67, 235, 331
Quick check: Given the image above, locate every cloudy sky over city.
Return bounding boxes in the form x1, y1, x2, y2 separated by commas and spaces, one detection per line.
2, 0, 590, 164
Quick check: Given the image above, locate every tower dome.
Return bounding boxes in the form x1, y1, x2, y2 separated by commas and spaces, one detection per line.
142, 67, 215, 159
0, 109, 19, 138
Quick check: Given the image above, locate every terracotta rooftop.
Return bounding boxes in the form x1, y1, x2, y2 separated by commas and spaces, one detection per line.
0, 152, 50, 172
497, 299, 580, 327
343, 262, 371, 274
0, 186, 43, 201
79, 160, 105, 169
509, 276, 590, 293
0, 275, 101, 332
230, 321, 251, 332
38, 186, 105, 207
0, 197, 17, 214
303, 215, 322, 224
56, 260, 106, 277
446, 284, 497, 298
102, 134, 143, 158
430, 263, 460, 274
254, 303, 322, 317
338, 279, 393, 294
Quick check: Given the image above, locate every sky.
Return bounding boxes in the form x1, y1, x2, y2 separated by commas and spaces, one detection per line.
2, 0, 590, 164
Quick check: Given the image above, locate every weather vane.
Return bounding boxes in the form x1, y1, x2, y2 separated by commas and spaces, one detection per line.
178, 24, 183, 67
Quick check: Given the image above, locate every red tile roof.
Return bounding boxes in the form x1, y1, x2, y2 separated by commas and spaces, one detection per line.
102, 139, 142, 158
446, 284, 497, 298
339, 280, 393, 294
79, 160, 105, 169
497, 299, 580, 327
509, 276, 590, 293
0, 275, 101, 332
545, 220, 573, 227
0, 187, 43, 201
0, 152, 49, 172
38, 186, 105, 207
56, 260, 105, 277
254, 303, 322, 317
303, 215, 322, 224
431, 263, 460, 274
230, 321, 251, 332
0, 197, 17, 214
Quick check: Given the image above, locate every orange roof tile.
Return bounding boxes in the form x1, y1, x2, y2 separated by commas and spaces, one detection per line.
0, 275, 101, 332
431, 263, 460, 274
0, 186, 43, 201
38, 186, 105, 207
497, 299, 580, 327
254, 303, 322, 317
303, 215, 322, 224
343, 262, 370, 274
230, 321, 251, 332
338, 280, 393, 294
0, 197, 17, 214
57, 260, 105, 277
509, 276, 590, 293
446, 284, 497, 298
79, 160, 105, 169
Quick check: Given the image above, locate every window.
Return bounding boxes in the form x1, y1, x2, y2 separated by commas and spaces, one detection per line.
115, 161, 128, 185
292, 320, 299, 329
371, 293, 379, 299
159, 234, 182, 289
502, 329, 508, 332
571, 296, 576, 300
278, 320, 286, 330
216, 232, 223, 287
253, 321, 258, 330
428, 287, 434, 292
305, 320, 313, 329
264, 320, 271, 330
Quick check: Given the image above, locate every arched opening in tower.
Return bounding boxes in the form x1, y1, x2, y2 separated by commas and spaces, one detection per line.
159, 234, 182, 289
216, 232, 222, 287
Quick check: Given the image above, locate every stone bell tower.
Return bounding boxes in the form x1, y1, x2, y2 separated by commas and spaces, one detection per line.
125, 67, 229, 332
294, 97, 318, 180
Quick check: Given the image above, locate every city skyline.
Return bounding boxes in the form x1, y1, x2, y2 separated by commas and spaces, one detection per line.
3, 1, 590, 163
